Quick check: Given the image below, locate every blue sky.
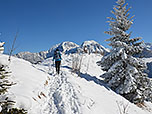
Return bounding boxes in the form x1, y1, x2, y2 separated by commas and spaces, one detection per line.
0, 0, 151, 54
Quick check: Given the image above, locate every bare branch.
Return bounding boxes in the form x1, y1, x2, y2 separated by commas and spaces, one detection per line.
8, 31, 19, 61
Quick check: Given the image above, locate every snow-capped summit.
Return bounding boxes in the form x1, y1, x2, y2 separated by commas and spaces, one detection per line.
81, 40, 109, 54
46, 41, 79, 58
57, 41, 79, 53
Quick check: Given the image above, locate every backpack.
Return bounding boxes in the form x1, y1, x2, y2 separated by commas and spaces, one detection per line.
54, 51, 61, 60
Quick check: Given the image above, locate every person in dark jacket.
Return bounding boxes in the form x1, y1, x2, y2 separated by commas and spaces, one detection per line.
53, 48, 62, 74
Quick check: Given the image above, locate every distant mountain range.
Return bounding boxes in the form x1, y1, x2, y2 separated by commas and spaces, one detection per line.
15, 40, 109, 64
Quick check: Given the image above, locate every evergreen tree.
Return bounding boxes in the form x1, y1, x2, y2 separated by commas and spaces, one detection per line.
0, 63, 27, 113
100, 0, 152, 104
0, 64, 14, 112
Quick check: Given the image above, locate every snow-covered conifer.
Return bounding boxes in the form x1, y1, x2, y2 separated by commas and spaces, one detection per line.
0, 61, 27, 113
100, 0, 152, 104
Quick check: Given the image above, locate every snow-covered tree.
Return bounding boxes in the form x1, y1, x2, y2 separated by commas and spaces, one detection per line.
100, 0, 152, 104
0, 64, 14, 112
0, 62, 27, 113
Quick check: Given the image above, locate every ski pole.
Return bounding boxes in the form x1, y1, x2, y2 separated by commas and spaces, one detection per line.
53, 60, 55, 74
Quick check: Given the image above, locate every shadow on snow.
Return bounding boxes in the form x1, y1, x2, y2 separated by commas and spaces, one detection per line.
79, 72, 110, 91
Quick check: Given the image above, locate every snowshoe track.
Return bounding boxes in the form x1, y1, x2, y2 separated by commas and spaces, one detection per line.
42, 70, 82, 114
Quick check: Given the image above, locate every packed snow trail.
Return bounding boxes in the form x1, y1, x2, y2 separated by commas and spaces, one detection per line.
41, 69, 82, 114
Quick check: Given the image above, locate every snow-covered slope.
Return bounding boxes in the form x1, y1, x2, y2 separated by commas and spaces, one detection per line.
0, 54, 49, 113
0, 53, 152, 114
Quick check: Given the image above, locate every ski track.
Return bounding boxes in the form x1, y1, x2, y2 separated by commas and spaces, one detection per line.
40, 65, 82, 114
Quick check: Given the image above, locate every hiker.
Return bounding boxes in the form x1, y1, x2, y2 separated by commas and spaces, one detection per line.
53, 48, 62, 74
